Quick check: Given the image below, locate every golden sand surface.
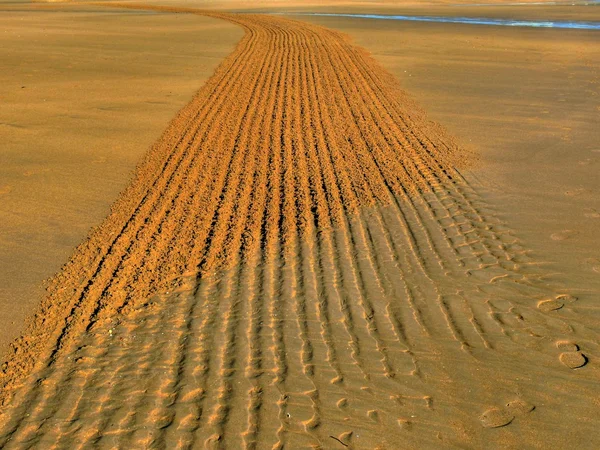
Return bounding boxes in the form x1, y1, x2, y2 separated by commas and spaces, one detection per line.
0, 3, 598, 448
302, 11, 600, 343
0, 3, 242, 352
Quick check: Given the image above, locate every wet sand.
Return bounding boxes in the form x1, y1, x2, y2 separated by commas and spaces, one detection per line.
0, 4, 242, 353
183, 0, 600, 21
0, 2, 599, 449
297, 10, 600, 447
300, 11, 600, 328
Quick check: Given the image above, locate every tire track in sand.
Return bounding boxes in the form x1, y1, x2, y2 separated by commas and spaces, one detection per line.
1, 5, 599, 449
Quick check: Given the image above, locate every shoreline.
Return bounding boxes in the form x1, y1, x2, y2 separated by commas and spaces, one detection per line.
275, 11, 600, 29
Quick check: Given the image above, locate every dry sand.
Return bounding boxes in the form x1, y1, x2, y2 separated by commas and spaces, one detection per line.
0, 2, 599, 449
0, 4, 242, 352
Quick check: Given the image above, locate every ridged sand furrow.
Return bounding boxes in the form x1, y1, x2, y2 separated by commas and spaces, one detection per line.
301, 35, 370, 381
296, 33, 346, 389
319, 44, 465, 352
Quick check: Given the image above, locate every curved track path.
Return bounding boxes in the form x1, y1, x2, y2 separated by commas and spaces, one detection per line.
1, 5, 599, 449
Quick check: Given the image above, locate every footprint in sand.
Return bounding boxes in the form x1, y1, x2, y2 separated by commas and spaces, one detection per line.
480, 399, 534, 428
559, 351, 588, 369
506, 399, 535, 415
550, 230, 579, 241
480, 407, 514, 428
556, 294, 578, 304
556, 340, 579, 352
556, 341, 587, 368
537, 299, 564, 312
538, 294, 577, 313
0, 185, 12, 195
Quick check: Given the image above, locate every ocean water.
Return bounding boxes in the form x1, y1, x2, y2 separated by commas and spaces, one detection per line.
282, 12, 600, 30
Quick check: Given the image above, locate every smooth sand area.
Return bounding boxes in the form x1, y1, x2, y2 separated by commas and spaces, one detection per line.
0, 4, 243, 355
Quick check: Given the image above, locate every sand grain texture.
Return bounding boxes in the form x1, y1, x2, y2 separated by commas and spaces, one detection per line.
0, 5, 599, 449
0, 5, 242, 353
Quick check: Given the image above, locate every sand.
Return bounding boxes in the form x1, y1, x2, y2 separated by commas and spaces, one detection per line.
0, 4, 242, 353
161, 0, 600, 21
0, 2, 599, 449
301, 11, 600, 337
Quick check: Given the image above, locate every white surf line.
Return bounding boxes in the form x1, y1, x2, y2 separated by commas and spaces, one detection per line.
278, 12, 600, 30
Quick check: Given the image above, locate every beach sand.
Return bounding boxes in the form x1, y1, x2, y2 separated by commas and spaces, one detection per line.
300, 2, 600, 350
0, 3, 242, 352
0, 2, 598, 448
